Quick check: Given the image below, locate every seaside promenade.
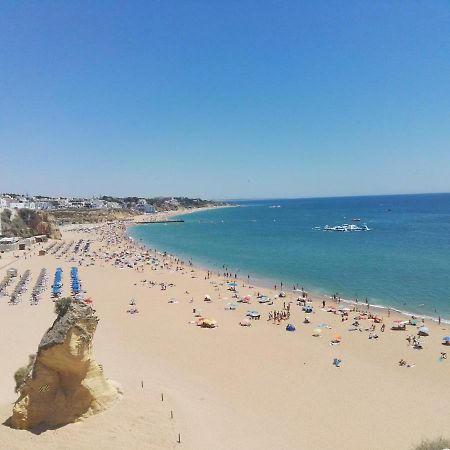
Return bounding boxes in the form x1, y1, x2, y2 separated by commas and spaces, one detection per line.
0, 213, 449, 449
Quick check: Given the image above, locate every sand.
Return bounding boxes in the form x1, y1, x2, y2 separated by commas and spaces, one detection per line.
0, 210, 449, 449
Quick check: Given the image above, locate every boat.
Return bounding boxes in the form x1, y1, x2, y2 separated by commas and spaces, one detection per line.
352, 218, 361, 221
323, 223, 371, 232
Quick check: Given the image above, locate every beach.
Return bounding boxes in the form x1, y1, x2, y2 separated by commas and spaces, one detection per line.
1, 211, 449, 450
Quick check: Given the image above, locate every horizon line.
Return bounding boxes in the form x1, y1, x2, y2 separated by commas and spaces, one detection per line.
218, 191, 450, 202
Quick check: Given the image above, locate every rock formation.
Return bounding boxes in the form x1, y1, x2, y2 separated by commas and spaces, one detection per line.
8, 299, 120, 430
0, 208, 61, 239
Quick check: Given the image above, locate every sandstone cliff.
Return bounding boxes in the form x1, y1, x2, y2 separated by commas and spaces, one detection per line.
8, 299, 120, 430
0, 208, 61, 239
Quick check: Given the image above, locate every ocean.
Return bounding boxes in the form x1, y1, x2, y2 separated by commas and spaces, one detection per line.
128, 193, 450, 320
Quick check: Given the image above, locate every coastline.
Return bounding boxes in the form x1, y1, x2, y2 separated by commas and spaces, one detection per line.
1, 214, 450, 449
127, 207, 450, 325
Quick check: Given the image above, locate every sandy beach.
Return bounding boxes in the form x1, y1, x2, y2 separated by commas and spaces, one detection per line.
1, 210, 449, 450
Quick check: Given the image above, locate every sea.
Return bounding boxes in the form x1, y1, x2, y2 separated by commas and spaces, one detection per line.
128, 193, 450, 320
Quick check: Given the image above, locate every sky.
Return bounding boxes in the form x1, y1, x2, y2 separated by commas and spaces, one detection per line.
1, 1, 450, 200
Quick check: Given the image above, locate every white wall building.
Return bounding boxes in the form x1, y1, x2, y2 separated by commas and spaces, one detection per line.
165, 198, 179, 206
91, 199, 107, 209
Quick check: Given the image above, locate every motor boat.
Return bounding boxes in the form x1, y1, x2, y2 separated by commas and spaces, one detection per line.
323, 223, 371, 232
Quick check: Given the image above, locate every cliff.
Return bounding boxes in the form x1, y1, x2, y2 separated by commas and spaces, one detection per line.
8, 299, 120, 430
0, 208, 61, 239
50, 208, 137, 225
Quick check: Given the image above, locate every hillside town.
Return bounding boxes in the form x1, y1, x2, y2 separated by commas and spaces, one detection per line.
0, 194, 163, 212
0, 193, 225, 214
0, 193, 225, 245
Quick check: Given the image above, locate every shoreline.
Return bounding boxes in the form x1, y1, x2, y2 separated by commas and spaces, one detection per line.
2, 213, 450, 449
127, 207, 450, 325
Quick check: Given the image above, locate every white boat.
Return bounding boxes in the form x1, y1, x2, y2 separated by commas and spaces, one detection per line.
323, 223, 371, 232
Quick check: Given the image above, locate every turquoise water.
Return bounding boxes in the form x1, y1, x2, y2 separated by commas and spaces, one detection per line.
129, 194, 450, 319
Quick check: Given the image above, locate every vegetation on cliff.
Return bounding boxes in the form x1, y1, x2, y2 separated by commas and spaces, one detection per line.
50, 208, 137, 225
101, 195, 227, 211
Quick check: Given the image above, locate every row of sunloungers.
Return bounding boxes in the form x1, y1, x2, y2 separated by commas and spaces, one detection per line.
73, 240, 84, 253
55, 241, 74, 258
45, 241, 58, 252
51, 242, 65, 255
0, 273, 13, 296
30, 268, 48, 305
70, 266, 81, 295
52, 268, 63, 297
9, 270, 31, 304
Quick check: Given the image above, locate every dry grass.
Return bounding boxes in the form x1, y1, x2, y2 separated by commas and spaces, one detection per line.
412, 437, 450, 450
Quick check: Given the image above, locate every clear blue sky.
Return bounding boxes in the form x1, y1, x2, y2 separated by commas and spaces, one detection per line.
1, 1, 449, 199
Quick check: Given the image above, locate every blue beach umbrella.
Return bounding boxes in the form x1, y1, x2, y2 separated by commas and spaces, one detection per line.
443, 336, 450, 342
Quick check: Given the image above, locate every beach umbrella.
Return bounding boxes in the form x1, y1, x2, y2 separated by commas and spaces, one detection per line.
334, 335, 342, 342
239, 318, 251, 327
443, 336, 450, 344
286, 324, 296, 332
312, 328, 322, 337
204, 294, 211, 301
195, 317, 205, 325
227, 282, 238, 287
418, 326, 429, 336
201, 319, 217, 328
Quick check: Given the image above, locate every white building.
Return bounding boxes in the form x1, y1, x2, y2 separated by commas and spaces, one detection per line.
106, 201, 122, 209
91, 199, 107, 209
142, 205, 156, 214
35, 201, 54, 210
135, 199, 156, 214
165, 198, 179, 207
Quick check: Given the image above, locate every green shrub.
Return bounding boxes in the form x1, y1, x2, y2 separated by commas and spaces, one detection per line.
54, 297, 72, 316
13, 354, 36, 393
